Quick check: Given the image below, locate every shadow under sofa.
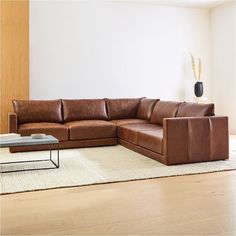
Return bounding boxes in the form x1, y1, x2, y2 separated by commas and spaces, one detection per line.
8, 98, 229, 165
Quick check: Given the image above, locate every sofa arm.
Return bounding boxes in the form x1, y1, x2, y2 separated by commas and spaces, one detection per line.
8, 112, 18, 133
163, 116, 229, 165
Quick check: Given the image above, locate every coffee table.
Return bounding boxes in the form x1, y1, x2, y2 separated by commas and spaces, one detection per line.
0, 135, 59, 173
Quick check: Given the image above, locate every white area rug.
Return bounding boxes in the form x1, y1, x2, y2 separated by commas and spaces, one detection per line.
1, 144, 236, 194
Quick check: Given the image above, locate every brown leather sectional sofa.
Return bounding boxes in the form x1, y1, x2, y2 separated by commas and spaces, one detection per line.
8, 98, 229, 165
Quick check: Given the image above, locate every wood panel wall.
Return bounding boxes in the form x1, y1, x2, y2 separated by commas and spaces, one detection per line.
0, 0, 29, 133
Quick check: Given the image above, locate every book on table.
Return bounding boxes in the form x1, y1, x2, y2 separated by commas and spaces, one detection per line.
0, 133, 21, 141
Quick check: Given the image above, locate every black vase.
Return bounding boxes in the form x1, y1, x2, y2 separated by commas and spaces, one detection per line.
194, 81, 203, 97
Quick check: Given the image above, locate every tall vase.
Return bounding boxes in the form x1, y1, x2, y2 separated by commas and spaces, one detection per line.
194, 81, 203, 97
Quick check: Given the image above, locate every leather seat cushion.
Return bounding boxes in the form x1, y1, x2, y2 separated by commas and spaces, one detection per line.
13, 100, 63, 124
65, 120, 116, 140
138, 129, 163, 154
105, 98, 142, 120
136, 98, 158, 120
176, 102, 215, 117
62, 99, 108, 122
118, 123, 161, 144
18, 122, 68, 141
150, 101, 182, 125
111, 119, 148, 126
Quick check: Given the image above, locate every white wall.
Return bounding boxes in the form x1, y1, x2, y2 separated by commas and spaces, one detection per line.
210, 2, 236, 134
30, 1, 210, 101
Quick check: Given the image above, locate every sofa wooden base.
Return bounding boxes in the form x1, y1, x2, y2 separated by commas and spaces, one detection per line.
118, 138, 165, 164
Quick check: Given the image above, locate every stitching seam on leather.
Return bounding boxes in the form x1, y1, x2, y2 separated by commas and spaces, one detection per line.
209, 117, 213, 161
187, 119, 190, 162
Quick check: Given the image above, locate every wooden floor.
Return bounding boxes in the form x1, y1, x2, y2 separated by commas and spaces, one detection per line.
1, 170, 236, 235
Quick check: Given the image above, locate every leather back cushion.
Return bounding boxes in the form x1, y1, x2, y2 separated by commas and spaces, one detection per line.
150, 101, 182, 125
176, 102, 215, 117
137, 98, 158, 120
62, 99, 107, 122
105, 98, 142, 120
13, 100, 63, 124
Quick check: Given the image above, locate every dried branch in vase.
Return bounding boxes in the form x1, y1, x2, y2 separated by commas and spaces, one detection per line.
189, 52, 201, 81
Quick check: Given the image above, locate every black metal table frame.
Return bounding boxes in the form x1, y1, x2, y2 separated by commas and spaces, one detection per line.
0, 143, 60, 174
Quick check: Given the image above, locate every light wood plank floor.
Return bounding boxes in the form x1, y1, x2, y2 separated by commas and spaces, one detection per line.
1, 170, 236, 235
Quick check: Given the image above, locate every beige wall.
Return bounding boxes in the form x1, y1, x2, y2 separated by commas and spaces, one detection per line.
29, 1, 210, 102
210, 2, 236, 134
